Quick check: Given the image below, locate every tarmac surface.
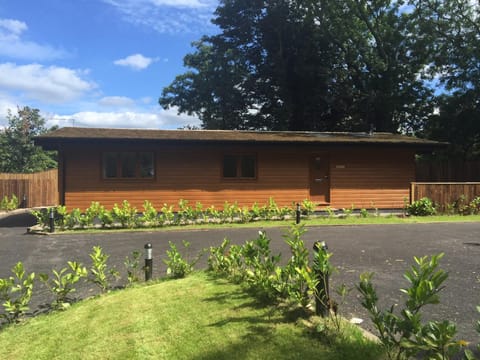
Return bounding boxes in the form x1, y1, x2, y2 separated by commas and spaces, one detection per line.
0, 213, 479, 344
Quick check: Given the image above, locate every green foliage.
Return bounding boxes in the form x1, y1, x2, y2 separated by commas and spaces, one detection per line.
0, 106, 57, 173
159, 1, 434, 134
0, 194, 18, 211
160, 203, 175, 225
87, 246, 119, 292
357, 253, 465, 360
31, 198, 317, 231
407, 197, 436, 216
112, 200, 138, 228
301, 199, 316, 217
31, 207, 50, 228
39, 261, 87, 310
124, 250, 142, 285
241, 231, 281, 301
177, 199, 194, 224
280, 224, 312, 308
164, 241, 204, 279
141, 200, 158, 227
0, 262, 35, 324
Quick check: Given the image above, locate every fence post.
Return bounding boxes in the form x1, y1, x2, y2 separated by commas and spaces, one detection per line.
313, 241, 330, 317
296, 203, 301, 224
144, 243, 152, 281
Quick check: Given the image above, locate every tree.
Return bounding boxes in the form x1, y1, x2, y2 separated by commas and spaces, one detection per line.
160, 0, 436, 133
0, 107, 57, 173
414, 0, 480, 158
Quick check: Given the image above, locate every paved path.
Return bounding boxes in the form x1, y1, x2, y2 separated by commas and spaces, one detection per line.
0, 221, 479, 343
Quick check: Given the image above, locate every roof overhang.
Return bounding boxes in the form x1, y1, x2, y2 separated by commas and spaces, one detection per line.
34, 127, 448, 152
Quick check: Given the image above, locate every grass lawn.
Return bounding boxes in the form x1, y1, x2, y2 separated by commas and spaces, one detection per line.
0, 272, 383, 360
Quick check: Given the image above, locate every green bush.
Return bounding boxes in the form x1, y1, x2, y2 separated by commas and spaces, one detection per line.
0, 194, 18, 211
0, 262, 35, 324
39, 261, 87, 310
407, 197, 436, 216
357, 254, 464, 359
164, 241, 204, 279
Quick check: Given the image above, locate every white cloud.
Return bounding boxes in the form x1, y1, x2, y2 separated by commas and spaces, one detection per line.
46, 107, 201, 130
0, 18, 68, 60
0, 63, 96, 104
102, 0, 217, 34
0, 19, 27, 35
114, 54, 156, 70
99, 96, 135, 107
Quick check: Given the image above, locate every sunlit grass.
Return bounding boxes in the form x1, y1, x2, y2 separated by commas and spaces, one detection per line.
0, 272, 383, 360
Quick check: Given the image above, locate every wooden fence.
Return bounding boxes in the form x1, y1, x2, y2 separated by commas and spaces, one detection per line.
410, 182, 480, 208
0, 169, 58, 208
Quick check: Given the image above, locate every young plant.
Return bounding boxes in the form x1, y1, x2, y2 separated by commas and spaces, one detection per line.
0, 262, 35, 324
124, 250, 142, 285
31, 208, 50, 228
301, 198, 316, 217
407, 197, 436, 216
112, 200, 138, 228
141, 200, 159, 227
177, 199, 194, 224
160, 203, 175, 225
87, 246, 119, 292
39, 261, 87, 310
242, 230, 281, 301
164, 241, 204, 278
0, 194, 18, 211
281, 224, 311, 308
357, 253, 463, 360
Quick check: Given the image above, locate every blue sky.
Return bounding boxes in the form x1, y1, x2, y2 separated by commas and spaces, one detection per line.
0, 0, 220, 129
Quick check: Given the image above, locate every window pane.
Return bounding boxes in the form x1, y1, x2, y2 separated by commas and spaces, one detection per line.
121, 152, 136, 178
103, 152, 118, 178
223, 155, 237, 177
241, 156, 256, 178
139, 152, 154, 178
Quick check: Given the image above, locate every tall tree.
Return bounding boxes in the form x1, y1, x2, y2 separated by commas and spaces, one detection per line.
0, 107, 57, 173
160, 0, 436, 133
415, 0, 480, 158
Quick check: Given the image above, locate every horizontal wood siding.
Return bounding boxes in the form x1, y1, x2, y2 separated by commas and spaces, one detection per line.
329, 149, 414, 209
63, 144, 310, 210
62, 144, 414, 210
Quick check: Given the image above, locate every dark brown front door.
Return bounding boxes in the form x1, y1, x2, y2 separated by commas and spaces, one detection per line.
309, 154, 330, 204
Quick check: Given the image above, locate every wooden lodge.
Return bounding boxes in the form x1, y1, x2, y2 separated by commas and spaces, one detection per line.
34, 127, 445, 211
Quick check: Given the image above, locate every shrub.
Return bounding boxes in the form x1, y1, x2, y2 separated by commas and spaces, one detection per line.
0, 262, 35, 324
357, 253, 463, 359
406, 197, 436, 216
0, 194, 18, 211
87, 246, 119, 292
141, 200, 158, 227
124, 250, 142, 285
39, 261, 87, 310
164, 241, 204, 279
112, 200, 138, 228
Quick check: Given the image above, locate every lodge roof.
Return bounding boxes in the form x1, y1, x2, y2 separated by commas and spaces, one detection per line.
35, 127, 446, 150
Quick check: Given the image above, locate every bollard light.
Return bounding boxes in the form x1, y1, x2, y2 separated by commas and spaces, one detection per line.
313, 240, 330, 317
144, 243, 153, 281
296, 203, 301, 224
49, 207, 55, 233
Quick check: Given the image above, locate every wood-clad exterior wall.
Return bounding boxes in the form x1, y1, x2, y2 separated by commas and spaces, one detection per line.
59, 142, 415, 211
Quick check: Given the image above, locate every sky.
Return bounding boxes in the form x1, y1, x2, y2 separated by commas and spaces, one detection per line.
0, 0, 220, 130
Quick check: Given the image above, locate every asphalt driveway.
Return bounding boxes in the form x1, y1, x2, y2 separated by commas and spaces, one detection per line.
0, 219, 479, 343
